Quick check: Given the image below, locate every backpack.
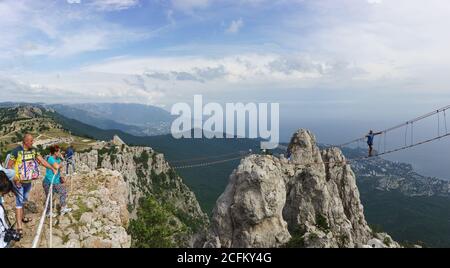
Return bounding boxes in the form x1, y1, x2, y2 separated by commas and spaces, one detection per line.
17, 149, 40, 182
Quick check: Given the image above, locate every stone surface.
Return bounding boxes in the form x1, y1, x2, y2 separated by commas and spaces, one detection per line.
74, 144, 209, 247
206, 129, 400, 248
8, 169, 132, 248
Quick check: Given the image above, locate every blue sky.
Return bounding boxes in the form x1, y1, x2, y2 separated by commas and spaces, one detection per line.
1, 0, 450, 122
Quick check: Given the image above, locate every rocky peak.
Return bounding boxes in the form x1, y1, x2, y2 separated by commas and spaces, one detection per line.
112, 135, 126, 147
16, 105, 45, 119
206, 129, 400, 248
74, 141, 209, 247
288, 129, 323, 167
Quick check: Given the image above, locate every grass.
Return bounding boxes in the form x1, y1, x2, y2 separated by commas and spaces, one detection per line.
62, 234, 70, 244
72, 197, 93, 222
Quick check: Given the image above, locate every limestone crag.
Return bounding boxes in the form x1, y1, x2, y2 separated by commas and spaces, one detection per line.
8, 169, 131, 248
74, 143, 209, 247
206, 129, 400, 248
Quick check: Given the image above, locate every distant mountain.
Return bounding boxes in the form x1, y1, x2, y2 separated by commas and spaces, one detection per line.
0, 102, 174, 136
49, 104, 148, 136
48, 103, 173, 136
49, 103, 173, 136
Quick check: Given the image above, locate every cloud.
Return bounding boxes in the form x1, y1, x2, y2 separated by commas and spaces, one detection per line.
3, 0, 450, 107
81, 53, 356, 88
171, 0, 210, 12
89, 0, 140, 11
367, 0, 382, 4
167, 9, 175, 25
0, 72, 165, 105
66, 0, 140, 11
53, 27, 150, 57
194, 65, 227, 80
0, 0, 152, 60
226, 18, 244, 34
143, 65, 228, 83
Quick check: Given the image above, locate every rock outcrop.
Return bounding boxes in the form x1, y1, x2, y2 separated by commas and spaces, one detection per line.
8, 169, 131, 248
206, 129, 400, 248
74, 142, 209, 247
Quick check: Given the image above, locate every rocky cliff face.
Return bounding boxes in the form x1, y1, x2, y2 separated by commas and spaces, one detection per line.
206, 129, 400, 248
9, 169, 131, 248
74, 143, 209, 247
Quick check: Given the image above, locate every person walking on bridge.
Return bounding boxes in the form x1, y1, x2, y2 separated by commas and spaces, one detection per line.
366, 130, 382, 157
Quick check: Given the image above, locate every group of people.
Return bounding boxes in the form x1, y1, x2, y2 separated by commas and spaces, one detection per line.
0, 133, 76, 242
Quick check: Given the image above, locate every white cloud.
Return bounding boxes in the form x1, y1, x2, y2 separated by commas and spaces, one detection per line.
3, 0, 450, 106
171, 0, 210, 12
226, 18, 244, 34
0, 72, 165, 105
167, 9, 175, 25
274, 0, 450, 90
67, 0, 82, 4
89, 0, 140, 11
51, 27, 150, 57
0, 0, 152, 59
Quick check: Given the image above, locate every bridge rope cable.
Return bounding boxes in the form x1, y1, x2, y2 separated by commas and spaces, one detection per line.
404, 123, 408, 147
49, 179, 53, 248
31, 173, 56, 248
170, 130, 450, 169
438, 112, 441, 137
172, 155, 249, 169
169, 151, 247, 164
173, 128, 450, 169
362, 132, 450, 160
444, 110, 448, 134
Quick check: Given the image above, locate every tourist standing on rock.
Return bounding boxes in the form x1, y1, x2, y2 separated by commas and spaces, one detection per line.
7, 134, 57, 236
65, 145, 75, 176
366, 130, 382, 157
43, 145, 72, 217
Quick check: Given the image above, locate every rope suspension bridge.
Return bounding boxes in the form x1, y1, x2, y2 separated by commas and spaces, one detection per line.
163, 105, 450, 169
276, 105, 450, 163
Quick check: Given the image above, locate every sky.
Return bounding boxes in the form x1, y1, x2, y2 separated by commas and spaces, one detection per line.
1, 0, 450, 120
1, 0, 450, 178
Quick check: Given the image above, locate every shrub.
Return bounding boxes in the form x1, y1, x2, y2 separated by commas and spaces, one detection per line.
283, 226, 306, 248
315, 213, 330, 233
128, 196, 183, 248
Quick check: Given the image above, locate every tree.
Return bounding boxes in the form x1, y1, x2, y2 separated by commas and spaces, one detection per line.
128, 196, 183, 248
